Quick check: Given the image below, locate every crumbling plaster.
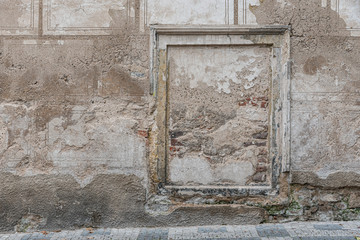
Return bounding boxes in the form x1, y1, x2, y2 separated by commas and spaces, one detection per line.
0, 0, 359, 231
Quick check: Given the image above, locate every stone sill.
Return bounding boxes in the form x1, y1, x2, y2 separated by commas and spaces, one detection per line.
150, 24, 291, 35
163, 185, 278, 197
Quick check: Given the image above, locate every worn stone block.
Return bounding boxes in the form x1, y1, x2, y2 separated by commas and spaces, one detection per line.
313, 224, 344, 230
319, 194, 341, 203
349, 193, 360, 208
255, 225, 290, 237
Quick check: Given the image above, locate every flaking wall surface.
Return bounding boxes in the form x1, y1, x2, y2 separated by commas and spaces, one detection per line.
0, 0, 359, 231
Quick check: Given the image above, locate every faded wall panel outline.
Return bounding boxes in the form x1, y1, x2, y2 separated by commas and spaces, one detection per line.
0, 0, 38, 35
238, 0, 259, 25
291, 92, 360, 177
140, 0, 234, 30
43, 0, 135, 35
332, 0, 360, 36
0, 39, 95, 99
140, 0, 261, 28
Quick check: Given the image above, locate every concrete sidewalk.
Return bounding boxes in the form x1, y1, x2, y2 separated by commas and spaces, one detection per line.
1, 221, 360, 240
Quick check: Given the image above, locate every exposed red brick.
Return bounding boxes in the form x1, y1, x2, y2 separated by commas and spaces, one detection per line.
251, 101, 258, 107
259, 149, 268, 156
238, 101, 247, 106
169, 146, 176, 152
171, 138, 183, 146
260, 101, 268, 108
137, 130, 148, 138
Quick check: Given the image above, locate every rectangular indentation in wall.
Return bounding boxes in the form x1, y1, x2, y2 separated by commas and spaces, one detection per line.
167, 45, 272, 187
149, 26, 291, 197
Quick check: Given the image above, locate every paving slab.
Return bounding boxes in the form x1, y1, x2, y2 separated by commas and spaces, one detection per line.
0, 221, 359, 240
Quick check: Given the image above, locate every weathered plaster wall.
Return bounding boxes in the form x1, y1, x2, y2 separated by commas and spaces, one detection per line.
0, 0, 359, 231
168, 45, 271, 186
248, 0, 360, 183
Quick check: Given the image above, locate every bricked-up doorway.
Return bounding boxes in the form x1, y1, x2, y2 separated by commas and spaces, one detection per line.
149, 26, 291, 198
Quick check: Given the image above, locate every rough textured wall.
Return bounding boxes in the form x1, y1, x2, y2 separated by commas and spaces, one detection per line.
0, 0, 153, 231
247, 0, 360, 222
168, 45, 271, 186
0, 0, 359, 231
250, 0, 360, 185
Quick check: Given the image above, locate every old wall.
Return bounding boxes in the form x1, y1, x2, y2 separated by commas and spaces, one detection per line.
168, 45, 271, 186
0, 0, 359, 231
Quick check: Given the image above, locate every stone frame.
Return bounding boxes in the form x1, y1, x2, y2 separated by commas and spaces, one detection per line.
149, 25, 291, 197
